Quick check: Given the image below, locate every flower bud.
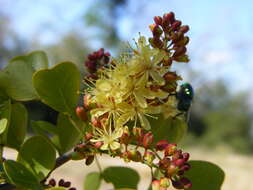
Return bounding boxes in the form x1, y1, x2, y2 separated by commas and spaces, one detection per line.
94, 141, 103, 149
144, 151, 155, 164
152, 179, 160, 190
58, 179, 65, 186
166, 163, 178, 177
85, 155, 95, 165
83, 94, 92, 109
69, 188, 77, 190
76, 106, 87, 121
154, 16, 163, 25
132, 127, 144, 142
128, 150, 142, 162
159, 157, 171, 170
180, 163, 191, 171
160, 177, 170, 188
173, 158, 185, 167
63, 181, 71, 187
163, 72, 178, 82
179, 25, 189, 33
164, 143, 177, 156
173, 46, 187, 57
142, 132, 154, 148
171, 20, 182, 31
180, 177, 192, 189
182, 152, 190, 161
84, 132, 93, 141
49, 179, 56, 186
152, 25, 163, 37
91, 117, 101, 127
163, 12, 175, 25
120, 127, 131, 145
153, 37, 164, 49
156, 140, 169, 151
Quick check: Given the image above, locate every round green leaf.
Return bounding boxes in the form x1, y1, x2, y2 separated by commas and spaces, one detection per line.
184, 160, 225, 190
53, 113, 81, 154
84, 172, 101, 190
4, 103, 27, 149
33, 62, 80, 116
31, 121, 58, 137
17, 136, 56, 180
103, 166, 140, 189
150, 115, 187, 143
0, 51, 48, 101
0, 118, 8, 134
3, 160, 42, 189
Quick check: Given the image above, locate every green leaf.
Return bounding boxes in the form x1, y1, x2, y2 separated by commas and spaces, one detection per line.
4, 103, 28, 149
0, 51, 48, 101
0, 100, 11, 140
3, 160, 42, 189
150, 116, 187, 143
84, 172, 101, 190
0, 118, 8, 134
103, 167, 140, 189
17, 136, 56, 180
33, 62, 80, 116
31, 121, 58, 137
184, 160, 225, 190
53, 113, 81, 154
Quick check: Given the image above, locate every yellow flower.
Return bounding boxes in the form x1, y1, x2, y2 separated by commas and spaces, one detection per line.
91, 126, 123, 151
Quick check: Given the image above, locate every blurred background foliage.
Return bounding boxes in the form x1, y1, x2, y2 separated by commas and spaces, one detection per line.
0, 0, 252, 154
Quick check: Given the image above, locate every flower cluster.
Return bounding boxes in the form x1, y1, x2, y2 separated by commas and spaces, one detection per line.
75, 11, 192, 190
73, 127, 192, 189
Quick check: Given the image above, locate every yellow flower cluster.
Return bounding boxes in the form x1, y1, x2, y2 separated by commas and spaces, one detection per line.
87, 36, 181, 150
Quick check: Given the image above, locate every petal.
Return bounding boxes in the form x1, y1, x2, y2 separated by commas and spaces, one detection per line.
134, 91, 147, 108
100, 143, 109, 150
150, 70, 165, 85
138, 113, 151, 130
110, 141, 121, 150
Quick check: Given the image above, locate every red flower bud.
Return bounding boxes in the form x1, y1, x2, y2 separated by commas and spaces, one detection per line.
180, 177, 192, 189
142, 132, 154, 148
152, 179, 160, 190
156, 140, 169, 151
173, 46, 187, 57
63, 181, 71, 187
76, 106, 87, 121
164, 143, 177, 156
152, 25, 163, 37
154, 16, 163, 25
166, 163, 178, 177
91, 117, 101, 127
132, 127, 144, 143
180, 163, 191, 171
83, 94, 92, 109
94, 141, 103, 149
49, 179, 56, 186
58, 179, 65, 186
84, 132, 93, 141
171, 20, 182, 31
174, 158, 185, 167
163, 12, 175, 25
179, 25, 190, 33
182, 152, 190, 161
159, 157, 171, 170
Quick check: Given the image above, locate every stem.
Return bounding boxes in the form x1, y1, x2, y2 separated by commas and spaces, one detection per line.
95, 155, 102, 173
0, 144, 4, 164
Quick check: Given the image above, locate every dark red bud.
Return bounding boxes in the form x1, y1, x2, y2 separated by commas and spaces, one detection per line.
142, 132, 154, 148
182, 152, 190, 161
163, 72, 178, 81
97, 48, 104, 58
163, 12, 175, 24
58, 179, 65, 186
154, 16, 163, 25
132, 127, 144, 142
76, 106, 87, 121
171, 20, 182, 31
152, 25, 163, 37
91, 117, 101, 127
153, 37, 164, 49
174, 158, 185, 167
172, 180, 183, 189
156, 140, 169, 151
83, 94, 91, 109
69, 188, 77, 190
85, 155, 95, 165
49, 179, 56, 186
166, 163, 178, 177
179, 25, 189, 33
63, 181, 71, 187
180, 163, 191, 171
159, 157, 171, 170
180, 177, 192, 189
88, 54, 97, 60
173, 46, 187, 57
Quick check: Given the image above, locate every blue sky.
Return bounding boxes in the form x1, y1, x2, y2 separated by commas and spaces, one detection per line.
1, 0, 253, 93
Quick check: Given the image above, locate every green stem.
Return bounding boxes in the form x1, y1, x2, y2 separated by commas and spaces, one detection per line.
95, 155, 102, 173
